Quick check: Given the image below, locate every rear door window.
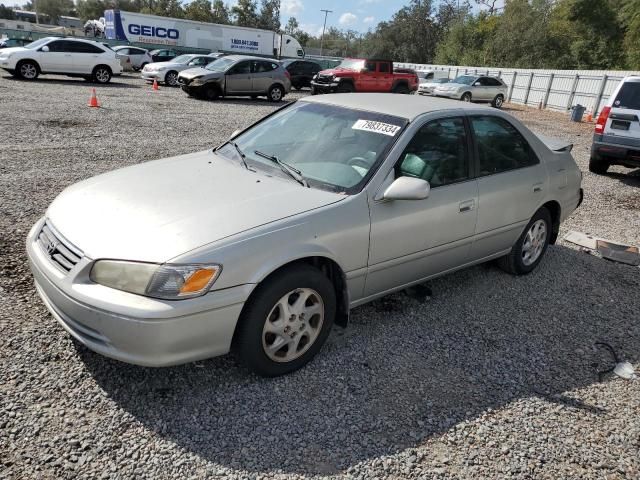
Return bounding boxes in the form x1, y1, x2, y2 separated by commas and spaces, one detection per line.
613, 82, 640, 110
470, 116, 539, 176
378, 62, 390, 73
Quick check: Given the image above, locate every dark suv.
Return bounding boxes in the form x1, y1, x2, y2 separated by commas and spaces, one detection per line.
281, 59, 321, 90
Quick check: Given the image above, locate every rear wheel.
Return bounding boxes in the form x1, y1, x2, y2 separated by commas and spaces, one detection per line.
268, 84, 284, 102
165, 70, 179, 87
461, 92, 472, 102
393, 84, 410, 94
234, 265, 336, 376
92, 65, 112, 84
17, 60, 39, 80
491, 94, 504, 108
589, 156, 610, 174
498, 207, 552, 275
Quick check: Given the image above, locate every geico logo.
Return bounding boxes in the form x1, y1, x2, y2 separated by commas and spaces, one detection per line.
128, 24, 179, 39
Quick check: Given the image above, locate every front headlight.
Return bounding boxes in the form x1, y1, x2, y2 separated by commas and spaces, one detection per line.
90, 260, 222, 300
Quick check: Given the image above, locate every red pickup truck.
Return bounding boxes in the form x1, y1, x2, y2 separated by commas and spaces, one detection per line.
310, 58, 419, 95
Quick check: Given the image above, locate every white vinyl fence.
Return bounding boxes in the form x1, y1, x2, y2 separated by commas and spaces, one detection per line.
395, 63, 640, 116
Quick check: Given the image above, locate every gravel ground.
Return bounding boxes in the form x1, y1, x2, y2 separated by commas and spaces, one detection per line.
1, 74, 639, 480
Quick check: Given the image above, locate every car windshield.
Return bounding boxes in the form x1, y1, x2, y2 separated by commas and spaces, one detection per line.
171, 55, 194, 64
206, 57, 236, 71
336, 59, 365, 71
217, 101, 408, 194
452, 75, 477, 85
614, 82, 640, 110
24, 38, 51, 50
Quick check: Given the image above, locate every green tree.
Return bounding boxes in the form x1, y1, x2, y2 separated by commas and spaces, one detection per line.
184, 0, 213, 22
76, 0, 106, 21
258, 0, 279, 31
619, 0, 640, 68
231, 0, 258, 27
211, 0, 230, 24
36, 0, 74, 22
0, 3, 16, 19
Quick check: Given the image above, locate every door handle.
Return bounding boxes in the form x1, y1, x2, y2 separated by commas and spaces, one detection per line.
533, 183, 543, 193
459, 199, 475, 213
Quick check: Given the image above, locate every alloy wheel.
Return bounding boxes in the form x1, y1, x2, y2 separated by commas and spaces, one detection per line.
522, 219, 547, 266
166, 72, 178, 86
20, 63, 37, 79
270, 87, 283, 101
262, 288, 324, 363
95, 68, 110, 83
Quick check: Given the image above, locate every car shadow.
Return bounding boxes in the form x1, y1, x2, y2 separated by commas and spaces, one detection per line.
604, 168, 640, 187
0, 75, 141, 88
77, 244, 639, 475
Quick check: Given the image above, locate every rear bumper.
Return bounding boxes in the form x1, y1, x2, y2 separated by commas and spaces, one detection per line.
591, 134, 640, 168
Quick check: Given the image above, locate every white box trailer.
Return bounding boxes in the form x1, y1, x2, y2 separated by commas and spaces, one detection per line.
104, 10, 305, 59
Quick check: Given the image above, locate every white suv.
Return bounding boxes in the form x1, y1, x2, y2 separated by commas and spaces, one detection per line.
0, 37, 122, 83
590, 76, 640, 174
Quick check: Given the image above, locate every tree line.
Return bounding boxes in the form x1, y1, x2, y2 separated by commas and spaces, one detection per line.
1, 0, 638, 70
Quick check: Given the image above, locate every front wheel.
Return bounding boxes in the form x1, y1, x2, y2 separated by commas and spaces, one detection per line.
498, 207, 552, 275
234, 265, 336, 377
92, 65, 112, 84
268, 84, 284, 102
17, 60, 39, 80
491, 94, 504, 108
165, 70, 179, 87
337, 82, 354, 93
461, 92, 472, 102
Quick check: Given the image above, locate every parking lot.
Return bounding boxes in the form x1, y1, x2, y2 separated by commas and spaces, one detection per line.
1, 73, 639, 479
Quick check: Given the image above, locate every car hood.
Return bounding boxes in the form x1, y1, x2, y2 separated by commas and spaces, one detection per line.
178, 67, 220, 80
0, 46, 28, 55
147, 60, 184, 69
46, 150, 345, 263
318, 68, 355, 77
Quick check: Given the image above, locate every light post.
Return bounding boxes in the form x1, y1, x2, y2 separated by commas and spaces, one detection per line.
319, 9, 332, 56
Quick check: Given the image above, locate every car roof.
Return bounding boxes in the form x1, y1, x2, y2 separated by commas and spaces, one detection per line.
300, 93, 491, 121
225, 55, 279, 62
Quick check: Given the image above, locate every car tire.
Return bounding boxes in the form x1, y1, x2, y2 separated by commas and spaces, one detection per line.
498, 207, 552, 275
491, 94, 504, 108
589, 156, 610, 174
203, 84, 220, 101
165, 70, 179, 87
268, 84, 284, 102
16, 60, 39, 80
310, 86, 318, 95
461, 92, 472, 102
337, 82, 354, 93
91, 65, 112, 84
393, 84, 410, 94
234, 264, 336, 377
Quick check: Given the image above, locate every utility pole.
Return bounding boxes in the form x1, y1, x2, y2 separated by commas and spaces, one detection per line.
319, 9, 332, 57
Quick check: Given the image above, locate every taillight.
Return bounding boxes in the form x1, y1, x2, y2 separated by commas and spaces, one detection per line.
595, 106, 611, 134
284, 70, 291, 80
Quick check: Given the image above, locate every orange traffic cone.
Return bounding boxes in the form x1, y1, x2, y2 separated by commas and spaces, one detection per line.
586, 112, 593, 122
88, 88, 100, 108
152, 78, 159, 91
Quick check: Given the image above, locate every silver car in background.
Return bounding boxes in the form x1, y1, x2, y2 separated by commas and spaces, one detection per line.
178, 55, 291, 101
434, 75, 508, 108
27, 94, 582, 377
418, 77, 450, 95
112, 45, 152, 72
141, 54, 221, 87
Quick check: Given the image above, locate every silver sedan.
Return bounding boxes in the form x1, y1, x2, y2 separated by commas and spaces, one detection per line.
433, 75, 508, 108
141, 54, 220, 87
27, 94, 583, 376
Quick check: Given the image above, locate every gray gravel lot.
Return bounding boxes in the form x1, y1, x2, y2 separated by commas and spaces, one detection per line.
1, 74, 639, 480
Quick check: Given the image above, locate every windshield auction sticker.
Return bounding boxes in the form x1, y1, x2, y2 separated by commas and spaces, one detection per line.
352, 119, 401, 136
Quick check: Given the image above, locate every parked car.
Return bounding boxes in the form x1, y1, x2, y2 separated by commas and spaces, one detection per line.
417, 69, 449, 83
142, 54, 220, 86
418, 77, 450, 95
178, 55, 291, 101
281, 59, 321, 90
0, 38, 32, 49
112, 45, 152, 71
27, 94, 583, 377
149, 49, 178, 63
0, 37, 123, 83
433, 75, 508, 108
589, 76, 640, 174
310, 58, 418, 94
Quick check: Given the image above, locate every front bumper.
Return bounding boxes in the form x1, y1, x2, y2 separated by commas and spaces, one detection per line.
310, 80, 339, 93
433, 91, 460, 99
141, 70, 163, 82
26, 218, 252, 367
591, 134, 640, 168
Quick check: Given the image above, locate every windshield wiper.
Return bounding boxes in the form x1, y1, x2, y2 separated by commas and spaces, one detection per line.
254, 150, 309, 187
218, 141, 251, 170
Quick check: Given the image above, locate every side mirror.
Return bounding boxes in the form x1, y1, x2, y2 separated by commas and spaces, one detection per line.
41, 45, 49, 52
383, 177, 430, 201
473, 82, 481, 86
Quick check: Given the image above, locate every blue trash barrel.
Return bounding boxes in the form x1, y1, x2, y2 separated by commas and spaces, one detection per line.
571, 104, 586, 122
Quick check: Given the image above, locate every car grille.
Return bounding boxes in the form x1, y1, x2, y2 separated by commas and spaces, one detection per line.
37, 221, 83, 273
315, 74, 334, 84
